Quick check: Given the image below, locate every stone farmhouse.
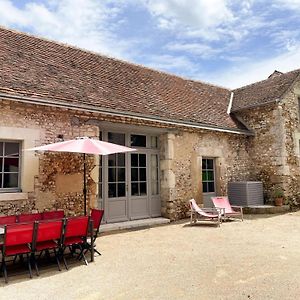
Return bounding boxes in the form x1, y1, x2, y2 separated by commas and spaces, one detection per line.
1, 27, 300, 222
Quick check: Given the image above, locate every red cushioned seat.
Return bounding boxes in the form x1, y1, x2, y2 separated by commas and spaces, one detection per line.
5, 244, 31, 256
63, 236, 84, 246
35, 240, 58, 251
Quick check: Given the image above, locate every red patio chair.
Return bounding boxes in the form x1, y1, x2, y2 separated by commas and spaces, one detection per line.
42, 210, 65, 220
0, 215, 17, 225
18, 212, 42, 223
79, 209, 104, 260
62, 216, 90, 269
211, 196, 243, 221
87, 209, 104, 256
0, 216, 17, 251
189, 199, 222, 227
1, 223, 35, 283
32, 219, 65, 275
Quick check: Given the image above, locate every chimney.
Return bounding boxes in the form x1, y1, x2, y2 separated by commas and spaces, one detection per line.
268, 70, 283, 79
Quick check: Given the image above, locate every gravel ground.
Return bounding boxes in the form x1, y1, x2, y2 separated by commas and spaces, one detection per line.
1, 212, 300, 300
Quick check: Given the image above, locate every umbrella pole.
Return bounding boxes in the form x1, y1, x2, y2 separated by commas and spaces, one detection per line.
83, 153, 87, 216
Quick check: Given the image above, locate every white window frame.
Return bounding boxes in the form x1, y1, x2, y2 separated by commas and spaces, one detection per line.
0, 140, 22, 193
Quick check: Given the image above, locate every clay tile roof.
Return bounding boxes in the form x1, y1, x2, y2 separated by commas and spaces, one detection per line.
232, 69, 300, 112
0, 27, 247, 132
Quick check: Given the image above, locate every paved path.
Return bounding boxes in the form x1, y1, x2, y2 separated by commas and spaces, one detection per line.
1, 212, 300, 299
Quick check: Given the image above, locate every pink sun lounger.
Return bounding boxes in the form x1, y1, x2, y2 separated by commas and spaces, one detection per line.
211, 196, 243, 221
189, 199, 222, 227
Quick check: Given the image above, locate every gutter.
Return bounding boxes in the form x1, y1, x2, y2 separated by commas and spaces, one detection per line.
0, 92, 253, 136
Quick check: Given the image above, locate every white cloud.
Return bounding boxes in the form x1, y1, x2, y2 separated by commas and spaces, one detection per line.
165, 42, 221, 58
274, 0, 300, 10
140, 0, 268, 44
142, 0, 236, 41
207, 43, 300, 88
142, 53, 199, 77
0, 0, 30, 26
143, 0, 234, 30
0, 0, 134, 59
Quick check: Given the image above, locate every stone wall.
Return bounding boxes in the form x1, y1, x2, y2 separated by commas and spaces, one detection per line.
0, 98, 175, 216
0, 98, 254, 220
235, 77, 300, 205
0, 99, 101, 215
279, 79, 300, 205
160, 130, 251, 220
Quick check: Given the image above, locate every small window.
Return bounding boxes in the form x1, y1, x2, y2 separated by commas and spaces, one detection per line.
0, 141, 21, 192
202, 158, 215, 193
131, 134, 146, 147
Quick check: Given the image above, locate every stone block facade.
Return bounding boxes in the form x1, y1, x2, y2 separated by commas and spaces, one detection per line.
160, 130, 251, 220
236, 79, 300, 206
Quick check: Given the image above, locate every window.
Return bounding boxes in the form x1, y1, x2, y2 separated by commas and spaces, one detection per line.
0, 141, 21, 192
131, 134, 146, 147
202, 158, 215, 193
108, 132, 126, 198
131, 153, 147, 196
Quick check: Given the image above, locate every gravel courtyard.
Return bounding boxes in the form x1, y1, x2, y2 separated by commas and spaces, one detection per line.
1, 212, 300, 300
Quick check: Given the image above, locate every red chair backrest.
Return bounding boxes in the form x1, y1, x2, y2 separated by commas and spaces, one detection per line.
5, 223, 35, 247
35, 220, 64, 243
64, 216, 89, 239
0, 215, 17, 225
90, 209, 104, 230
18, 212, 42, 223
42, 210, 65, 220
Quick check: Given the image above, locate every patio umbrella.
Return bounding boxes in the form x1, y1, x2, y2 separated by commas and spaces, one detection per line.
27, 137, 135, 215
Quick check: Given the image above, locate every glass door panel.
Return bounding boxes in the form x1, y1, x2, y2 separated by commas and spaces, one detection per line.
106, 132, 127, 222
130, 153, 147, 196
108, 153, 126, 198
202, 158, 216, 207
130, 152, 149, 219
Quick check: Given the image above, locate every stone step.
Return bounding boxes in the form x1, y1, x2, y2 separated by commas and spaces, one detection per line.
100, 217, 170, 234
243, 205, 290, 214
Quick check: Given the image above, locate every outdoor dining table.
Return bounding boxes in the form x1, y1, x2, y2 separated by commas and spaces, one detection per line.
0, 220, 95, 262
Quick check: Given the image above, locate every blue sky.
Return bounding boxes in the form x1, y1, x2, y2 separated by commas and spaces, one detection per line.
0, 0, 300, 88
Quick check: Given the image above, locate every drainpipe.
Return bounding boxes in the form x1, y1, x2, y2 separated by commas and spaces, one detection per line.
227, 92, 234, 114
